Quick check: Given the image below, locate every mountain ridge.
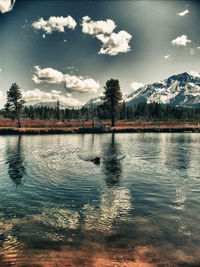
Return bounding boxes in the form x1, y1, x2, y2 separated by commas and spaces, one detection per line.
29, 102, 76, 110
84, 71, 200, 108
125, 71, 200, 108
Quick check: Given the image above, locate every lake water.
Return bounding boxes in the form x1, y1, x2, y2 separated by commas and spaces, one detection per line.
0, 133, 200, 266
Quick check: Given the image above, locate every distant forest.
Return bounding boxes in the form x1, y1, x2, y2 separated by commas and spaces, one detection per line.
1, 101, 200, 121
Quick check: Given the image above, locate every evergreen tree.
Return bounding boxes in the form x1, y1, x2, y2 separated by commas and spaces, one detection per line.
104, 79, 122, 126
4, 83, 25, 128
56, 100, 60, 121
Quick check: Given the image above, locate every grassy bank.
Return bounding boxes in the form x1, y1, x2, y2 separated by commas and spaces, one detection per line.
0, 121, 199, 135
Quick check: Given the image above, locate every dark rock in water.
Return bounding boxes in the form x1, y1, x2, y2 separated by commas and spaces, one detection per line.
91, 157, 101, 164
0, 234, 5, 241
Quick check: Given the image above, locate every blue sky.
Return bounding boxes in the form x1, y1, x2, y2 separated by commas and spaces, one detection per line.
0, 0, 200, 107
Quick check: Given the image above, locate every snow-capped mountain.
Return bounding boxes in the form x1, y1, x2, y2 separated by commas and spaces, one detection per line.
31, 102, 76, 110
125, 71, 200, 107
84, 96, 104, 108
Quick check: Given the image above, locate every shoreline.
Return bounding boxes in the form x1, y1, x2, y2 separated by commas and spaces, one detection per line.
0, 125, 199, 135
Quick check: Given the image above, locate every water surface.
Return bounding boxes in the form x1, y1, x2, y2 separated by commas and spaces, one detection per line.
0, 133, 200, 266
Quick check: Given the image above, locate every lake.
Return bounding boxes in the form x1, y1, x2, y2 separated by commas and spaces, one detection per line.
0, 133, 200, 266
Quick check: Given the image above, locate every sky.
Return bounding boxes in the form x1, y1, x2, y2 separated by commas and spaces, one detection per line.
0, 0, 200, 108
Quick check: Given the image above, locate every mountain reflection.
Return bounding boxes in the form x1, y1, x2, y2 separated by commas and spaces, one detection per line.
6, 136, 25, 185
103, 133, 122, 187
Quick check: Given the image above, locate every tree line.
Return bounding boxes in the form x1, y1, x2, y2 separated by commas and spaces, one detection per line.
1, 81, 200, 128
19, 101, 200, 121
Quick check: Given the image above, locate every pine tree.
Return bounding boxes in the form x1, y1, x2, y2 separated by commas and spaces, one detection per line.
4, 83, 25, 128
56, 100, 60, 121
104, 79, 122, 127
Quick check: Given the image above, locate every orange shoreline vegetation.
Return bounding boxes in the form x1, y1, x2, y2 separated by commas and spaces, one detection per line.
0, 120, 199, 134
1, 244, 200, 267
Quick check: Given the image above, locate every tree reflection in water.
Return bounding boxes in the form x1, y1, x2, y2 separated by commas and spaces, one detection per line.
6, 135, 25, 185
83, 133, 131, 233
103, 133, 122, 187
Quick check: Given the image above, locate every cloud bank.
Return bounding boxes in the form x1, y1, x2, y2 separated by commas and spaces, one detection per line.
171, 35, 191, 46
0, 0, 15, 13
32, 16, 77, 36
32, 66, 100, 93
22, 89, 81, 107
32, 15, 132, 56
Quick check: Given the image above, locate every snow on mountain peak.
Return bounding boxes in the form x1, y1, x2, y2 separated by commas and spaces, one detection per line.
125, 72, 200, 107
188, 71, 200, 78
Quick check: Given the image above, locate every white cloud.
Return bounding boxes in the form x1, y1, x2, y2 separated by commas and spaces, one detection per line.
190, 48, 196, 55
81, 16, 132, 56
171, 35, 191, 46
177, 9, 189, 16
81, 16, 116, 35
63, 74, 100, 93
32, 66, 100, 94
32, 66, 64, 84
96, 31, 132, 56
32, 16, 77, 35
130, 82, 144, 91
164, 55, 170, 59
197, 46, 200, 50
22, 88, 81, 107
0, 0, 15, 13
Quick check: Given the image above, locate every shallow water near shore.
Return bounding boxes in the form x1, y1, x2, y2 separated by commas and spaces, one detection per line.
0, 133, 200, 266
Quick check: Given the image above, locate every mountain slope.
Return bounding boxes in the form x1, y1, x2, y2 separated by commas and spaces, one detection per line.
31, 102, 75, 110
83, 96, 104, 108
125, 72, 200, 107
